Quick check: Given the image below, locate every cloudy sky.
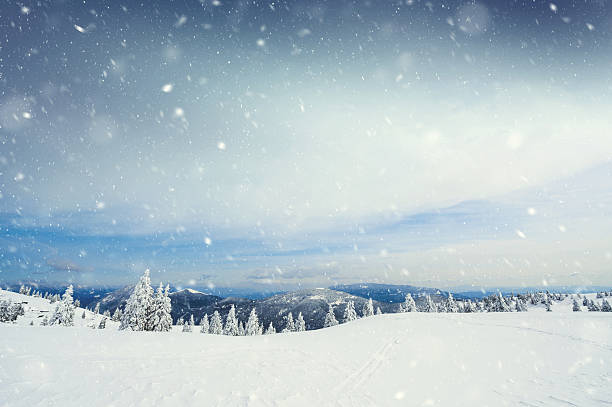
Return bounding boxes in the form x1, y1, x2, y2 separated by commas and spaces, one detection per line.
1, 0, 611, 291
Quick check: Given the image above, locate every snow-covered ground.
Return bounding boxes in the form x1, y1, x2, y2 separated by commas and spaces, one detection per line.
1, 289, 611, 407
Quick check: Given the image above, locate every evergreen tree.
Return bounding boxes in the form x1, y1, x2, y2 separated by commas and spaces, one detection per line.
103, 310, 111, 317
93, 302, 101, 315
81, 310, 86, 319
515, 298, 527, 312
209, 311, 223, 334
111, 307, 122, 322
602, 299, 612, 312
183, 315, 194, 332
572, 299, 581, 312
444, 293, 459, 313
582, 297, 589, 306
323, 305, 338, 327
74, 299, 80, 308
403, 293, 417, 312
120, 269, 154, 331
264, 321, 276, 335
295, 312, 306, 332
49, 285, 75, 326
200, 314, 210, 333
224, 305, 239, 336
150, 283, 172, 332
375, 307, 382, 315
343, 301, 357, 322
421, 295, 437, 313
98, 317, 107, 329
245, 308, 261, 336
238, 321, 245, 336
282, 312, 296, 333
362, 298, 374, 317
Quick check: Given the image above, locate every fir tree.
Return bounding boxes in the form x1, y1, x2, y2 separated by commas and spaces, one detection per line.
245, 308, 261, 336
209, 311, 223, 334
93, 302, 101, 315
403, 293, 417, 312
264, 321, 276, 335
183, 315, 194, 332
572, 299, 581, 312
98, 317, 107, 329
49, 285, 75, 326
74, 299, 80, 308
323, 305, 338, 327
362, 298, 374, 317
224, 305, 239, 336
200, 314, 210, 334
238, 321, 245, 336
602, 299, 612, 312
295, 312, 306, 332
343, 301, 357, 322
444, 293, 459, 313
282, 312, 296, 333
111, 307, 122, 322
120, 269, 154, 331
421, 295, 437, 313
150, 283, 172, 332
81, 310, 86, 319
375, 307, 382, 315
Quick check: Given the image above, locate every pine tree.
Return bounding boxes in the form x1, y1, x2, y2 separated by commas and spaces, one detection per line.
74, 299, 80, 308
343, 301, 357, 322
111, 307, 122, 322
421, 295, 437, 313
362, 298, 374, 317
245, 308, 261, 336
209, 311, 223, 334
98, 317, 107, 329
238, 321, 245, 336
264, 321, 276, 335
150, 283, 172, 332
403, 293, 417, 312
375, 307, 382, 315
224, 305, 239, 336
183, 315, 194, 332
323, 305, 338, 327
444, 293, 459, 313
49, 285, 75, 326
200, 314, 210, 334
602, 299, 612, 312
295, 312, 306, 332
282, 312, 295, 333
572, 299, 581, 312
94, 302, 101, 315
81, 310, 86, 319
120, 269, 154, 331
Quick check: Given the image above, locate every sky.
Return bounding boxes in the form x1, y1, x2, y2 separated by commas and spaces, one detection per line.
1, 0, 611, 291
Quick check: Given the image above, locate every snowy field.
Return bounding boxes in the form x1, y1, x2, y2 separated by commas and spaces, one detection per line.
1, 289, 611, 407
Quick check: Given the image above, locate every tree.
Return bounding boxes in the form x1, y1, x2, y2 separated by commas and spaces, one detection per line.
111, 307, 122, 322
264, 322, 276, 335
444, 293, 459, 313
74, 299, 80, 308
120, 269, 154, 331
403, 293, 417, 312
515, 298, 527, 312
343, 301, 357, 322
0, 300, 24, 322
224, 305, 239, 336
282, 312, 295, 333
238, 321, 245, 336
375, 307, 382, 315
602, 299, 612, 312
81, 310, 86, 319
150, 283, 172, 332
93, 302, 100, 315
209, 311, 223, 334
323, 305, 338, 327
200, 314, 210, 334
98, 317, 107, 329
183, 315, 194, 332
572, 299, 581, 312
49, 285, 75, 326
421, 295, 437, 313
362, 298, 374, 317
464, 299, 475, 313
295, 312, 306, 332
245, 308, 261, 336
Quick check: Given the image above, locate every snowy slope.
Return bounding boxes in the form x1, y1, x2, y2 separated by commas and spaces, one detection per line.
0, 290, 611, 406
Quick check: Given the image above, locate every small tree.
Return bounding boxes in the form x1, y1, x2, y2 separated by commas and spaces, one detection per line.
375, 307, 382, 315
150, 283, 172, 332
245, 308, 261, 336
444, 293, 459, 313
295, 312, 306, 332
224, 305, 239, 336
120, 269, 154, 331
98, 317, 107, 329
421, 295, 437, 313
403, 293, 417, 312
343, 301, 357, 322
49, 285, 75, 326
362, 298, 374, 317
111, 307, 122, 322
81, 310, 86, 319
264, 322, 276, 335
572, 299, 581, 312
93, 302, 101, 315
602, 299, 612, 312
200, 314, 210, 334
323, 305, 338, 327
282, 312, 295, 333
183, 315, 194, 332
209, 311, 223, 334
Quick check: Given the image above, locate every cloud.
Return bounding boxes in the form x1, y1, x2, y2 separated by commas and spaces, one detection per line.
246, 266, 340, 282
46, 258, 93, 273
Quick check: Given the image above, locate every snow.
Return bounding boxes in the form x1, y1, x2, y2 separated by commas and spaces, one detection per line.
1, 290, 611, 406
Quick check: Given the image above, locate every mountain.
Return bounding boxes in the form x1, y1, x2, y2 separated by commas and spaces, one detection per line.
331, 283, 458, 303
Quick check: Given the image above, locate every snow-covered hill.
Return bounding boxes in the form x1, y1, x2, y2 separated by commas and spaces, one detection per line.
1, 289, 611, 406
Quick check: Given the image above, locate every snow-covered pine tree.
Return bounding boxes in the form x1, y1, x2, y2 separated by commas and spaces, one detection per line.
421, 294, 437, 313
245, 308, 261, 336
545, 302, 552, 312
583, 296, 589, 306
494, 293, 511, 312
81, 310, 86, 319
282, 312, 295, 333
209, 311, 223, 334
362, 298, 374, 317
98, 317, 107, 329
323, 305, 338, 327
74, 299, 80, 308
295, 312, 306, 332
49, 285, 75, 326
224, 305, 239, 336
200, 314, 210, 334
572, 299, 581, 312
93, 302, 101, 315
403, 293, 417, 312
150, 283, 172, 332
602, 299, 612, 312
111, 307, 122, 322
515, 298, 527, 312
463, 299, 475, 313
264, 321, 276, 334
444, 293, 459, 313
183, 315, 194, 332
119, 269, 154, 331
376, 307, 382, 315
343, 301, 357, 322
238, 321, 246, 336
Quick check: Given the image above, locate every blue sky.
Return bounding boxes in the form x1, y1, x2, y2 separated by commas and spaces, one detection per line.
1, 0, 611, 290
